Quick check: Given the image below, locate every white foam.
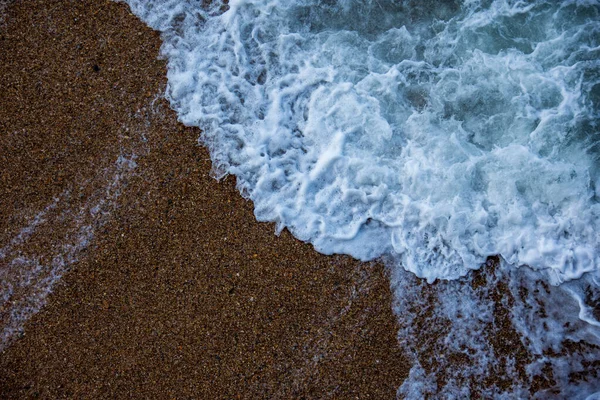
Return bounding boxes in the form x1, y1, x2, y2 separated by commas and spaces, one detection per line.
393, 258, 600, 398
124, 0, 600, 283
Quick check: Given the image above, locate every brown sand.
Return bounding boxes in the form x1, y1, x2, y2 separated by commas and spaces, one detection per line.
0, 0, 407, 398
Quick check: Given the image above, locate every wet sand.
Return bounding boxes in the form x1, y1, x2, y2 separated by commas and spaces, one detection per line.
0, 0, 407, 398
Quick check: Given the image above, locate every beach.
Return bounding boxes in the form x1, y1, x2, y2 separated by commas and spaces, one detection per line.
0, 1, 407, 398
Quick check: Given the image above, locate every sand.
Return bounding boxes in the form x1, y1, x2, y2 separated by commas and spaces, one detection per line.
0, 0, 407, 398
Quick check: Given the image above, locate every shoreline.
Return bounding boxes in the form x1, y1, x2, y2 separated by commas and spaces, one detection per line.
0, 1, 407, 398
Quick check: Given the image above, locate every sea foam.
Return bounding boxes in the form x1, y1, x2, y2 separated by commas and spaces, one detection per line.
123, 0, 600, 396
125, 0, 600, 284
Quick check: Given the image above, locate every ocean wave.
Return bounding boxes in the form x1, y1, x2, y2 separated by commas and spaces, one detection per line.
124, 0, 600, 396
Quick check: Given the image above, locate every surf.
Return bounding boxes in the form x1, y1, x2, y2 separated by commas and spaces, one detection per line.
123, 0, 600, 396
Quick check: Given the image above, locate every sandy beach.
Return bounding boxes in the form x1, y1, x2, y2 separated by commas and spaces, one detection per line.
0, 1, 407, 398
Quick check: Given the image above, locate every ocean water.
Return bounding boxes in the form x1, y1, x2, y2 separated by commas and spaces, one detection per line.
120, 0, 600, 397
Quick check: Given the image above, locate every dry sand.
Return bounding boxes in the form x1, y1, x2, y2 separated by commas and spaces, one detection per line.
0, 0, 407, 398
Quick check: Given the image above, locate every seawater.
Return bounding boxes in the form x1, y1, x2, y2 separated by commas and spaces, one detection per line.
123, 0, 600, 397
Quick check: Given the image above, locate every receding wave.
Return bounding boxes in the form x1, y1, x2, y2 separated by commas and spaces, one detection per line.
123, 0, 600, 397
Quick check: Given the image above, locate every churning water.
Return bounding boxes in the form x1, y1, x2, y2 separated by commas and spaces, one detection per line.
123, 0, 600, 397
